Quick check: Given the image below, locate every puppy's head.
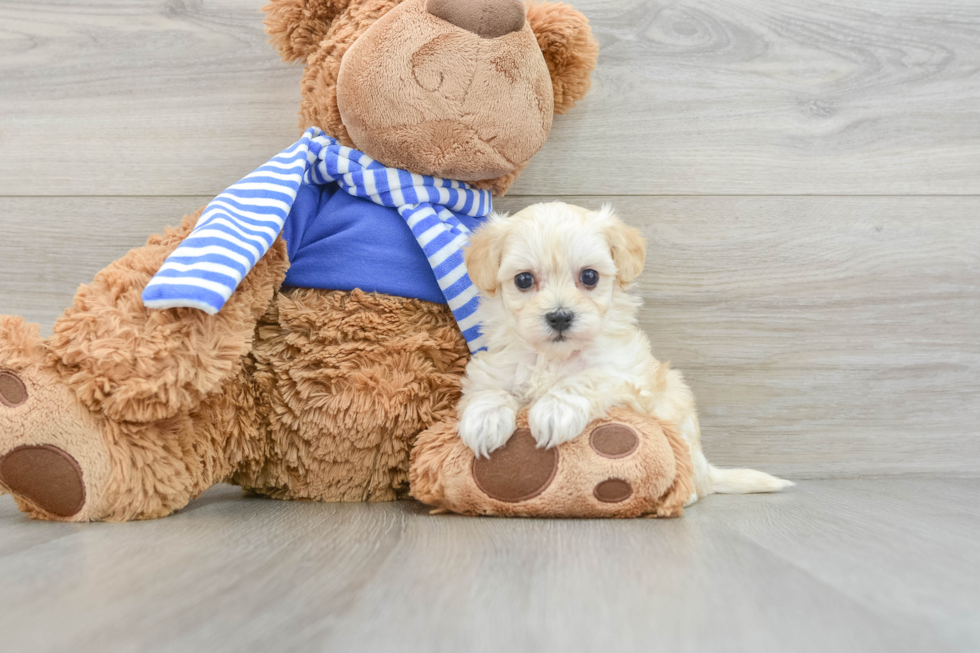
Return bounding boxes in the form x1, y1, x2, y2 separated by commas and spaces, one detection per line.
465, 202, 646, 353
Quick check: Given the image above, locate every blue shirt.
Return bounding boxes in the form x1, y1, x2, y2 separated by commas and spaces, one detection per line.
281, 182, 486, 304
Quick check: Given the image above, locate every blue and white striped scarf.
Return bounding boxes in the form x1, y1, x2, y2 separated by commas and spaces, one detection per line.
143, 127, 491, 353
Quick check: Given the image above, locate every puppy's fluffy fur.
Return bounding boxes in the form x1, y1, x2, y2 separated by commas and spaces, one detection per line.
459, 202, 792, 504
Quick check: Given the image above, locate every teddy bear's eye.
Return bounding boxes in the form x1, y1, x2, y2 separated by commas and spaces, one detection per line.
580, 269, 599, 288
515, 272, 535, 290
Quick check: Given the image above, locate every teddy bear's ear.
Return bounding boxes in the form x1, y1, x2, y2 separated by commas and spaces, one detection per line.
263, 0, 354, 63
526, 2, 600, 114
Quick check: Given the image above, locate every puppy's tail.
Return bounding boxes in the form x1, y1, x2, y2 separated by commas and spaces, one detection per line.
708, 464, 794, 494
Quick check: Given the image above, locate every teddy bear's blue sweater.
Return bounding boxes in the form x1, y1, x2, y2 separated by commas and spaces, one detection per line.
142, 128, 492, 352
280, 181, 483, 306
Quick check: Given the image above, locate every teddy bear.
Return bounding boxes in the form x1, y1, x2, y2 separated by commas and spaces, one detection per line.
0, 0, 672, 523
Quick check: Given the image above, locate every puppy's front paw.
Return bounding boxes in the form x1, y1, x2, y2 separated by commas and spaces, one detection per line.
458, 400, 517, 459
529, 393, 590, 449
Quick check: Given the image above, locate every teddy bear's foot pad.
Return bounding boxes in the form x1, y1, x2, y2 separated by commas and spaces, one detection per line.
0, 445, 86, 517
472, 429, 558, 502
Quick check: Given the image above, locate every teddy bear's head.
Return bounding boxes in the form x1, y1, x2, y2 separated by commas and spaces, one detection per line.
264, 0, 599, 195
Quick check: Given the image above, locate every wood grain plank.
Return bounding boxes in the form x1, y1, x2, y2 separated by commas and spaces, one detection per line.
0, 479, 976, 652
1, 195, 977, 478
717, 478, 980, 650
0, 0, 303, 198
0, 196, 209, 327
1, 0, 979, 196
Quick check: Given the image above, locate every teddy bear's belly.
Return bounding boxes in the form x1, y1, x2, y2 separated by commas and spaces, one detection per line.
231, 286, 470, 502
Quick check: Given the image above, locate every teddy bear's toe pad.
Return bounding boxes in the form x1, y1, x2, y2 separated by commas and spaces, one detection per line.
594, 478, 633, 503
473, 428, 558, 502
0, 371, 28, 407
0, 445, 86, 517
589, 424, 639, 458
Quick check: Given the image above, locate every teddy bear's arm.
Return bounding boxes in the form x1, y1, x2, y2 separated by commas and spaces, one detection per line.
46, 210, 290, 423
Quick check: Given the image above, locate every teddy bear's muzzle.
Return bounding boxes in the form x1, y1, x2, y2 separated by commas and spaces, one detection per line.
426, 0, 525, 39
334, 0, 554, 185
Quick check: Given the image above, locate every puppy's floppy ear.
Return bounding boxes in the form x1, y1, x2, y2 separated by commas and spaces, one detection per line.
263, 0, 354, 63
526, 2, 600, 114
601, 207, 646, 288
465, 217, 510, 296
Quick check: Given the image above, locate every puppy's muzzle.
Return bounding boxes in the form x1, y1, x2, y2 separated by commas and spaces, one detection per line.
545, 309, 575, 338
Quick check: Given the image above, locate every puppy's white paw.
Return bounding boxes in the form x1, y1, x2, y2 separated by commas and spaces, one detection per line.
529, 393, 590, 449
458, 400, 517, 459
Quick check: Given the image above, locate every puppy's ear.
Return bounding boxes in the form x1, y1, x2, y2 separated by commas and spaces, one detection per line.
263, 0, 353, 63
601, 207, 646, 288
465, 217, 510, 296
526, 2, 600, 114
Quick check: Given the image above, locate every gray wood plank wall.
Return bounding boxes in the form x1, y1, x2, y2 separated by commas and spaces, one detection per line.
1, 0, 978, 479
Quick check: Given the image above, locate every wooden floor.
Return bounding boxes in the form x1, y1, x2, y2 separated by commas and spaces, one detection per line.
0, 479, 976, 652
1, 0, 979, 650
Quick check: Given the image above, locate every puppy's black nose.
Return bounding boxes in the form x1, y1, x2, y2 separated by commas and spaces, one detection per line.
545, 310, 574, 333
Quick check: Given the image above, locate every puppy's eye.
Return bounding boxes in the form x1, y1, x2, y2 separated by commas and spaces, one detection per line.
580, 269, 599, 288
514, 272, 535, 290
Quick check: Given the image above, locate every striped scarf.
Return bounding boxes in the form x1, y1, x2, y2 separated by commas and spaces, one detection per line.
143, 127, 492, 353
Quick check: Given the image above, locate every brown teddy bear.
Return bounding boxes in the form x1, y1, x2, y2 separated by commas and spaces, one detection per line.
0, 0, 666, 523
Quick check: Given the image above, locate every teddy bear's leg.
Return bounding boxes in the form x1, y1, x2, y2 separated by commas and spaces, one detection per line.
0, 209, 289, 520
410, 407, 696, 518
232, 288, 470, 502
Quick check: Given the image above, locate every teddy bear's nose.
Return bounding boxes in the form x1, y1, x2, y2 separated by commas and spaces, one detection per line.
426, 0, 525, 38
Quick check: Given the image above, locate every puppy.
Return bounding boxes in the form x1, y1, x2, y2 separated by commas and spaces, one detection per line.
458, 202, 791, 504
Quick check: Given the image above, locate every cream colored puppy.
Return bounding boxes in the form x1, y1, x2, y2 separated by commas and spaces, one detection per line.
458, 202, 791, 504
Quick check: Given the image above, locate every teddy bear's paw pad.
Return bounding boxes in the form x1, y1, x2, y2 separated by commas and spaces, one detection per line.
0, 445, 86, 517
589, 423, 638, 459
473, 428, 558, 502
0, 371, 28, 408
594, 478, 633, 503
